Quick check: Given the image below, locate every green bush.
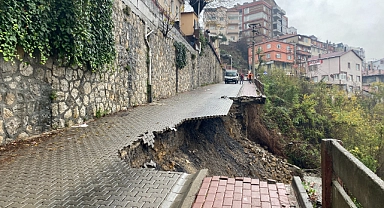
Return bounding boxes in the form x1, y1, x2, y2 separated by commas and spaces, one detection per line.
174, 41, 187, 69
0, 0, 115, 71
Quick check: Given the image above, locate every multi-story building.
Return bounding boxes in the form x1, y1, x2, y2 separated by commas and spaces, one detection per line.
307, 50, 363, 92
334, 43, 365, 60
204, 7, 229, 41
287, 26, 297, 35
226, 7, 241, 42
236, 0, 274, 43
362, 58, 384, 90
249, 40, 295, 72
157, 0, 184, 21
203, 0, 288, 44
272, 5, 287, 37
278, 34, 312, 75
309, 36, 335, 57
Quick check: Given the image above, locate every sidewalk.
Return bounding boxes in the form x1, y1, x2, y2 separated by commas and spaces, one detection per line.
0, 82, 270, 208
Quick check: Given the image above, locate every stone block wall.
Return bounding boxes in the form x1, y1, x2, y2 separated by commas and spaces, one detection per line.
0, 0, 222, 145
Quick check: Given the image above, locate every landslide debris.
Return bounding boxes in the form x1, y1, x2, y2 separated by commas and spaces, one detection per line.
120, 102, 300, 184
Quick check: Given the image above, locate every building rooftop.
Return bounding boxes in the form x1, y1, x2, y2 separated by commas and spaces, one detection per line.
308, 50, 363, 61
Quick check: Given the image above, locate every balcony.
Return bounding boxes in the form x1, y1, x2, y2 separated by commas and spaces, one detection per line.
273, 13, 282, 21
273, 6, 286, 15
273, 28, 282, 33
296, 49, 311, 56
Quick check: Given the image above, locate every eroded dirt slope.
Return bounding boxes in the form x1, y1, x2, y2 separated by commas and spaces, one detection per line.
120, 103, 299, 184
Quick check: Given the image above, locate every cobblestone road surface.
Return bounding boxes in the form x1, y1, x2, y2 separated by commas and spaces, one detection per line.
0, 83, 244, 208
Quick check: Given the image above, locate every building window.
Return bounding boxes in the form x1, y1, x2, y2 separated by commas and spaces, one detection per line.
309, 65, 318, 71
276, 53, 281, 58
322, 75, 329, 81
287, 55, 291, 60
287, 46, 291, 52
266, 54, 270, 58
356, 64, 360, 70
348, 62, 351, 69
277, 44, 281, 49
244, 8, 249, 14
349, 86, 353, 92
312, 76, 318, 82
231, 36, 235, 41
267, 44, 271, 49
357, 76, 361, 82
349, 75, 353, 81
340, 73, 347, 80
334, 74, 339, 79
176, 6, 179, 20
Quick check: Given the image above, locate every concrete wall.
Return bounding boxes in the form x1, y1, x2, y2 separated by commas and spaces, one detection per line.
321, 139, 384, 208
0, 0, 222, 145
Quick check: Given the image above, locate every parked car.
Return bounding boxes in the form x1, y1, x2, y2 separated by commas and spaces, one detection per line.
224, 70, 239, 84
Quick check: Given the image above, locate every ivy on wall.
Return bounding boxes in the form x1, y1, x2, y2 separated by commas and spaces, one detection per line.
0, 0, 115, 71
174, 41, 187, 69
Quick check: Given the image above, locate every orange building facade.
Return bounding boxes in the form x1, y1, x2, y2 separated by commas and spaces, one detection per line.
248, 40, 295, 72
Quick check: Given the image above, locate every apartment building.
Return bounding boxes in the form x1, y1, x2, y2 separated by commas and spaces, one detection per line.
334, 43, 365, 60
272, 5, 287, 37
226, 7, 241, 42
309, 36, 335, 57
307, 50, 363, 92
203, 0, 288, 44
287, 26, 297, 35
157, 0, 184, 21
204, 7, 229, 38
236, 0, 273, 43
249, 40, 295, 72
362, 58, 384, 90
278, 34, 312, 75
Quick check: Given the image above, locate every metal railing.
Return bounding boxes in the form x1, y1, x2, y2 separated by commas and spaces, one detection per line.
321, 139, 384, 208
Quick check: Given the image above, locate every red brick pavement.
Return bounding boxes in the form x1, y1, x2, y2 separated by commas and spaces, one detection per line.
192, 176, 294, 208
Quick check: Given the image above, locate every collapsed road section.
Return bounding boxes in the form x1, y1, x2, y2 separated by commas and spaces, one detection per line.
119, 96, 298, 184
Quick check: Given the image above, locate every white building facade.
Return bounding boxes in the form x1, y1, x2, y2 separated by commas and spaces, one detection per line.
307, 50, 363, 92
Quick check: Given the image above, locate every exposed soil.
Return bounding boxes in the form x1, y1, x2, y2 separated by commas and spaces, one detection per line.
120, 101, 301, 184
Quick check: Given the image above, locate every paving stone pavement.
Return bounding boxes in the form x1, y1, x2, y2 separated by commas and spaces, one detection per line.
0, 83, 248, 208
192, 176, 297, 208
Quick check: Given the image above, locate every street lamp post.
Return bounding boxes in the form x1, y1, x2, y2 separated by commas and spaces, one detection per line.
249, 23, 261, 82
229, 55, 232, 70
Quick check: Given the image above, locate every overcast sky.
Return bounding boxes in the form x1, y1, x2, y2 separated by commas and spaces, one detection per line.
260, 0, 384, 60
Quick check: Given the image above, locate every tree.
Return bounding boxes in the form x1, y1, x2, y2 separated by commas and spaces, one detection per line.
187, 0, 233, 15
256, 47, 264, 73
187, 0, 207, 15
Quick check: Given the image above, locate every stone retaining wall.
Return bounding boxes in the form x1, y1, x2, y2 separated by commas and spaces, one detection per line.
0, 0, 222, 145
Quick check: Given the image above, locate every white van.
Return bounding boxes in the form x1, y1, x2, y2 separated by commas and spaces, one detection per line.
224, 70, 239, 84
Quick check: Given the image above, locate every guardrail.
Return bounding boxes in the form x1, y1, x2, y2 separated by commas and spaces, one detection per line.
254, 78, 264, 95
321, 139, 384, 208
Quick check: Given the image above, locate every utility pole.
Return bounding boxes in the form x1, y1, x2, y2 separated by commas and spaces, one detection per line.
249, 23, 261, 82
